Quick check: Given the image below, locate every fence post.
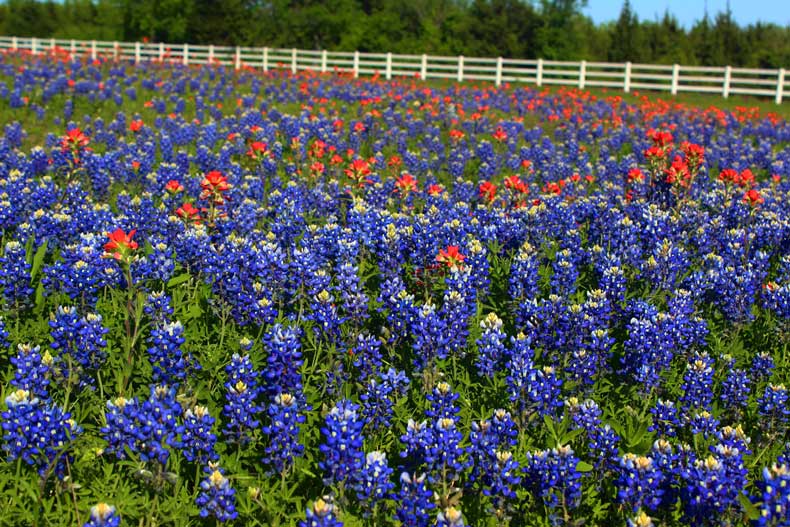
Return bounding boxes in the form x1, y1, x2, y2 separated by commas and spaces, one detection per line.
50, 37, 55, 53
113, 41, 119, 61
776, 68, 786, 105
134, 42, 140, 64
11, 36, 17, 51
262, 47, 268, 72
723, 65, 732, 98
321, 50, 327, 73
671, 64, 680, 95
495, 57, 503, 87
624, 61, 632, 93
457, 55, 464, 83
291, 48, 297, 73
353, 51, 359, 79
579, 60, 586, 89
208, 45, 214, 64
90, 40, 97, 60
183, 43, 189, 66
158, 42, 164, 61
385, 52, 392, 80
31, 37, 37, 55
537, 58, 543, 87
70, 39, 76, 61
235, 47, 242, 70
420, 54, 427, 80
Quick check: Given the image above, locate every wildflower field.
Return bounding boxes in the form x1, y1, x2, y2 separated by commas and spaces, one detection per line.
0, 49, 789, 527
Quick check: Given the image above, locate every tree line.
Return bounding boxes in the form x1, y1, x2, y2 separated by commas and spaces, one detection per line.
1, 0, 788, 68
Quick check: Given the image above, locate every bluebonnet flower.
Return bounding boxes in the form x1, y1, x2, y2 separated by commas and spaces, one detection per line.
425, 382, 460, 420
101, 396, 140, 460
262, 324, 303, 399
615, 454, 664, 513
394, 472, 434, 527
10, 344, 51, 399
476, 312, 507, 378
0, 316, 9, 349
49, 307, 109, 388
508, 241, 540, 301
355, 451, 394, 514
309, 290, 345, 344
83, 503, 120, 527
144, 291, 174, 323
551, 248, 579, 296
337, 260, 369, 323
2, 389, 80, 477
720, 363, 751, 416
196, 464, 238, 522
523, 446, 582, 518
626, 511, 654, 527
0, 240, 33, 306
412, 302, 449, 369
649, 399, 681, 438
222, 354, 261, 444
754, 464, 790, 527
181, 405, 219, 464
436, 507, 466, 527
147, 321, 198, 385
138, 385, 183, 466
360, 368, 409, 431
680, 453, 743, 523
352, 333, 384, 384
262, 393, 305, 475
425, 417, 470, 490
679, 352, 715, 418
319, 400, 365, 487
300, 498, 343, 527
758, 384, 790, 431
689, 411, 720, 437
440, 288, 472, 357
752, 352, 775, 384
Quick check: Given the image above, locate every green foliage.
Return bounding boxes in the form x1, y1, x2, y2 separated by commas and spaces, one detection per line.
0, 0, 788, 67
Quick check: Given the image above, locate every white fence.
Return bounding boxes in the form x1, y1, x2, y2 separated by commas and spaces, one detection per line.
1, 36, 787, 104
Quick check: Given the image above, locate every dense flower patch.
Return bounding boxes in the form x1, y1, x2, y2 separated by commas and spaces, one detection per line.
0, 49, 789, 526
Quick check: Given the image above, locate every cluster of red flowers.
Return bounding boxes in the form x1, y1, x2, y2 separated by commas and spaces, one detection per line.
343, 159, 373, 188
103, 228, 138, 263
718, 168, 756, 188
395, 173, 418, 196
60, 128, 90, 164
436, 245, 465, 268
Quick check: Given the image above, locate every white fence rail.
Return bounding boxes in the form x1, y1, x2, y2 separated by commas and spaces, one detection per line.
0, 36, 787, 104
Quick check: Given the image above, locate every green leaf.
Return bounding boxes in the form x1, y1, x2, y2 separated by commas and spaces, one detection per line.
167, 273, 192, 288
575, 461, 594, 472
34, 282, 45, 309
29, 240, 48, 284
184, 303, 203, 321
739, 494, 761, 521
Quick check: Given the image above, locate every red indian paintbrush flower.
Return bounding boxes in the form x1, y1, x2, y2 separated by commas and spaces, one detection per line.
395, 173, 418, 196
176, 202, 201, 224
129, 120, 144, 133
437, 245, 466, 268
61, 128, 90, 151
246, 141, 269, 160
743, 189, 764, 207
165, 180, 184, 194
344, 159, 372, 188
479, 181, 497, 203
200, 171, 231, 203
103, 228, 138, 261
427, 184, 444, 196
492, 126, 508, 142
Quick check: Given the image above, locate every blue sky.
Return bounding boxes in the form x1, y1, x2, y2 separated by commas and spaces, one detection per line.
583, 0, 790, 28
